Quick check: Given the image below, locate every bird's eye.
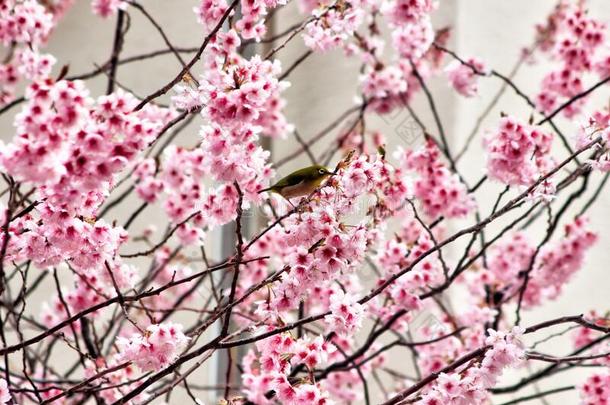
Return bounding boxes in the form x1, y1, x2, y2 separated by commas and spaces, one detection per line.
319, 169, 324, 174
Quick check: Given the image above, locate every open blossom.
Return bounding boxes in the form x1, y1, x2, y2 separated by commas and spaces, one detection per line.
579, 372, 610, 405
202, 55, 290, 132
418, 327, 525, 404
242, 330, 337, 404
325, 290, 364, 335
194, 0, 229, 33
0, 0, 66, 107
444, 57, 487, 97
468, 216, 597, 308
117, 323, 190, 372
91, 0, 128, 17
392, 16, 434, 60
382, 0, 436, 25
303, 5, 364, 52
397, 139, 476, 219
533, 2, 607, 117
484, 115, 553, 187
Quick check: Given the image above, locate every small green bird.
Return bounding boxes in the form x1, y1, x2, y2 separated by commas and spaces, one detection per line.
259, 164, 334, 200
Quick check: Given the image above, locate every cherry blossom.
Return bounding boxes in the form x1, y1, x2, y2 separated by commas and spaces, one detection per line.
0, 1, 608, 404
91, 0, 128, 17
444, 57, 488, 97
117, 323, 190, 372
303, 5, 365, 52
397, 138, 476, 219
532, 1, 607, 118
418, 327, 525, 405
324, 290, 364, 334
467, 216, 597, 308
484, 115, 554, 187
85, 360, 149, 403
579, 372, 610, 405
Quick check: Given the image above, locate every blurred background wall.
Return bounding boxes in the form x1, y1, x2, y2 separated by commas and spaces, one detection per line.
1, 0, 609, 403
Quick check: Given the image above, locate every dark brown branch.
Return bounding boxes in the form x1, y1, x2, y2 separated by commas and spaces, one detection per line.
133, 0, 239, 111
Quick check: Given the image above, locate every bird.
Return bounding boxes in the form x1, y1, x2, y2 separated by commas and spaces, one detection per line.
258, 164, 334, 201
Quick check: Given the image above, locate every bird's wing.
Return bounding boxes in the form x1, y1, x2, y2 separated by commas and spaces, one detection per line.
273, 169, 310, 189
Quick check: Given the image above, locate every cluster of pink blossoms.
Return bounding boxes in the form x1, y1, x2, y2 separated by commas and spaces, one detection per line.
91, 0, 127, 17
85, 360, 149, 404
369, 207, 447, 330
579, 372, 610, 405
572, 314, 610, 404
0, 0, 64, 106
297, 0, 444, 114
195, 0, 285, 40
236, 154, 409, 402
576, 109, 610, 171
418, 327, 525, 405
360, 0, 439, 112
174, 20, 292, 139
444, 57, 488, 97
397, 138, 476, 219
200, 53, 291, 139
467, 216, 597, 308
0, 78, 174, 329
303, 3, 365, 52
533, 1, 608, 117
243, 329, 384, 404
256, 153, 409, 318
147, 32, 292, 240
484, 115, 554, 190
116, 323, 190, 372
135, 122, 273, 239
243, 332, 336, 404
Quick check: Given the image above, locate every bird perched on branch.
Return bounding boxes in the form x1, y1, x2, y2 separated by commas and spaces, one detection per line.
258, 165, 334, 200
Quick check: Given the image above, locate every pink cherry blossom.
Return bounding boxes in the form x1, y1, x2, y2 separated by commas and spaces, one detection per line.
484, 115, 553, 187
579, 371, 610, 405
467, 216, 597, 308
397, 138, 476, 219
532, 2, 607, 118
0, 1, 608, 403
91, 0, 127, 17
303, 6, 364, 52
444, 57, 488, 97
418, 327, 525, 405
117, 323, 190, 372
324, 290, 364, 334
